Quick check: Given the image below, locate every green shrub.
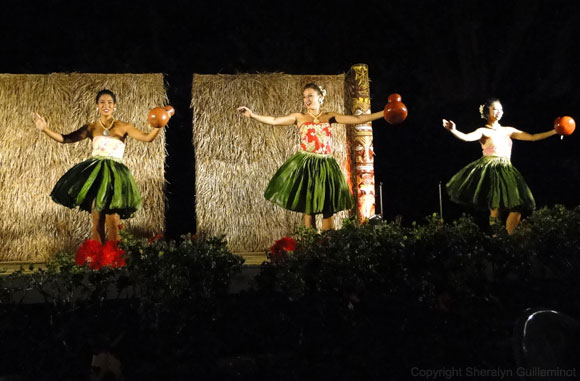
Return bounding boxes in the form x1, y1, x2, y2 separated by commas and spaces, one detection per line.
123, 234, 245, 320
252, 206, 580, 370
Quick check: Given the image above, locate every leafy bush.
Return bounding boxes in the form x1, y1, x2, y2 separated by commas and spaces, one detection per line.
253, 206, 580, 373
0, 234, 244, 380
2, 205, 580, 379
123, 234, 245, 325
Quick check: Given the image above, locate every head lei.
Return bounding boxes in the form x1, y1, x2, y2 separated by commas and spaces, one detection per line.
318, 85, 327, 105
479, 98, 500, 120
304, 83, 327, 105
479, 104, 486, 120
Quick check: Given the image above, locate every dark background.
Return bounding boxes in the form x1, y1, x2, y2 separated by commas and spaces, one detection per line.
3, 0, 580, 236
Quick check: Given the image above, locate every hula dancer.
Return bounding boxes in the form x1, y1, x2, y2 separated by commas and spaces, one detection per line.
33, 89, 163, 243
443, 98, 557, 234
238, 83, 384, 230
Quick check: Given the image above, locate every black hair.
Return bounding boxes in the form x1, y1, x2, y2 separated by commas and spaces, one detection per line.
303, 83, 323, 96
95, 89, 117, 104
480, 97, 500, 119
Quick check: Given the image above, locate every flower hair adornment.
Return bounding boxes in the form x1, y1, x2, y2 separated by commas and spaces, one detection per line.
318, 85, 327, 105
479, 104, 487, 120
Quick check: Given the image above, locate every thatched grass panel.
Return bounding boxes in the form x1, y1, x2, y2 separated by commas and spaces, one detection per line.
192, 73, 351, 253
0, 73, 167, 262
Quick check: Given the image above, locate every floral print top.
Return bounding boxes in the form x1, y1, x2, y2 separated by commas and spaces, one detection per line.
299, 122, 332, 155
91, 136, 126, 161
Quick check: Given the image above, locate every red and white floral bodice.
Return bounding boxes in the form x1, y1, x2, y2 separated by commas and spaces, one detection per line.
299, 122, 332, 155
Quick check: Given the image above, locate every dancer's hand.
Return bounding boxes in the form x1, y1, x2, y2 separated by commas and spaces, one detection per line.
32, 112, 48, 131
237, 106, 253, 118
442, 119, 456, 131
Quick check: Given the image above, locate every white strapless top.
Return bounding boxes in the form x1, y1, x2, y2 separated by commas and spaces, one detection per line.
481, 128, 513, 160
91, 136, 126, 161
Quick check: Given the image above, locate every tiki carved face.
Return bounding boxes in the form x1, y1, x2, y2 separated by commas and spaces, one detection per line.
358, 172, 375, 196
354, 135, 374, 164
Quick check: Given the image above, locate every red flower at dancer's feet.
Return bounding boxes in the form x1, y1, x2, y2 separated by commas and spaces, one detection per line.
147, 233, 164, 245
75, 240, 102, 269
101, 241, 127, 268
75, 240, 126, 269
269, 236, 296, 263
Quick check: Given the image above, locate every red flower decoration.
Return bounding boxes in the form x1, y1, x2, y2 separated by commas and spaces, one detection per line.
269, 236, 296, 263
147, 233, 164, 245
75, 240, 102, 269
101, 240, 127, 268
75, 239, 126, 269
278, 237, 296, 252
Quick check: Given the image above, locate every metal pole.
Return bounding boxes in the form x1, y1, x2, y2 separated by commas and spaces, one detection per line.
379, 181, 384, 218
438, 181, 443, 220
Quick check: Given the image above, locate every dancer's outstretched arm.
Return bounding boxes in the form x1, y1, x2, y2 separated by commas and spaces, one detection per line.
237, 106, 300, 126
442, 119, 484, 142
124, 122, 163, 143
327, 111, 384, 124
32, 112, 88, 143
511, 128, 557, 141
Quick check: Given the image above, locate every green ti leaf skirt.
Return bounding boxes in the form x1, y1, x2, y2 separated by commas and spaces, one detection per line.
264, 151, 354, 215
446, 156, 535, 212
50, 156, 142, 219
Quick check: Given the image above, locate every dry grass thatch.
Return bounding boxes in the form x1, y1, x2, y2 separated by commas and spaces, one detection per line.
0, 73, 167, 262
192, 73, 351, 253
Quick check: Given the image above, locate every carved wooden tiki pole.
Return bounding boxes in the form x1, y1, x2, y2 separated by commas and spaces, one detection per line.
346, 64, 375, 220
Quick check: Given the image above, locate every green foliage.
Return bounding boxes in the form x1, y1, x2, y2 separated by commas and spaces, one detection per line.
2, 206, 580, 378
0, 233, 245, 379
1, 234, 244, 313
258, 214, 490, 309
257, 206, 580, 308
124, 234, 245, 311
253, 206, 580, 369
515, 205, 580, 278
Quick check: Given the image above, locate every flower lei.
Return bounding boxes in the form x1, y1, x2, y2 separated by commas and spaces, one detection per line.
318, 85, 327, 105
479, 104, 486, 120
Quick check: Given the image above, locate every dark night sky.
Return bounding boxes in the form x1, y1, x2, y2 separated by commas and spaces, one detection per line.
3, 0, 580, 235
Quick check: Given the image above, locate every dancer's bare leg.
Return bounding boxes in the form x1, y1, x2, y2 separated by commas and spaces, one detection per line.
106, 213, 121, 241
304, 214, 315, 229
506, 211, 521, 235
91, 209, 106, 243
322, 216, 334, 231
489, 208, 500, 226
